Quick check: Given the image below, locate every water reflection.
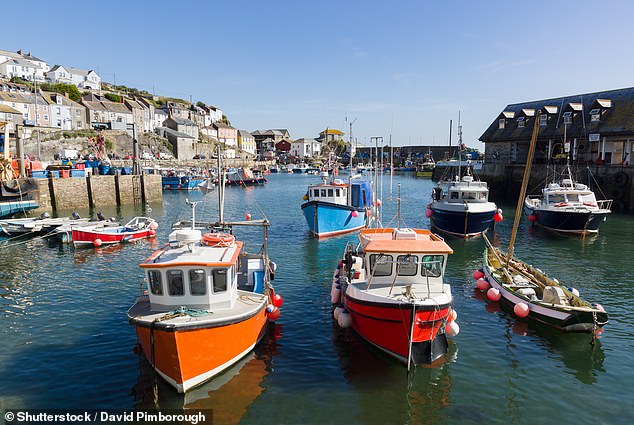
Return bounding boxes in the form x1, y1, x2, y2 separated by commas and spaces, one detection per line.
472, 291, 605, 385
132, 323, 281, 424
332, 323, 456, 425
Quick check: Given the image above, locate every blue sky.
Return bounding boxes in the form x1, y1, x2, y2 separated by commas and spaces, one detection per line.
4, 0, 634, 149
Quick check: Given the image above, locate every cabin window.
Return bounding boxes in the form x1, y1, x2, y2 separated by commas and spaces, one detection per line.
313, 189, 319, 197
396, 255, 417, 276
321, 189, 327, 197
421, 255, 444, 278
167, 270, 184, 296
328, 189, 334, 197
450, 191, 459, 200
336, 189, 341, 197
462, 192, 476, 200
498, 118, 505, 129
549, 194, 565, 204
478, 192, 487, 201
148, 270, 163, 295
213, 269, 228, 293
566, 194, 579, 203
189, 269, 206, 295
369, 254, 393, 277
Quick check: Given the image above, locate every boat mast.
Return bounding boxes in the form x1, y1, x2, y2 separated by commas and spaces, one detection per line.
507, 110, 541, 262
389, 134, 393, 200
217, 145, 225, 223
457, 112, 462, 180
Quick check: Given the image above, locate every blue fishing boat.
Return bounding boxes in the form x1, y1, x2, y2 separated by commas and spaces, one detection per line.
161, 175, 206, 190
301, 177, 373, 238
0, 199, 38, 218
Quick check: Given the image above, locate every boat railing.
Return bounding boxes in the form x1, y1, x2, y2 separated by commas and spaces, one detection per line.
597, 199, 613, 211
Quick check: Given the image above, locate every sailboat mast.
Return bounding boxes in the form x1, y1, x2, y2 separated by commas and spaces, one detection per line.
458, 112, 462, 180
217, 145, 224, 223
507, 110, 541, 261
389, 134, 393, 199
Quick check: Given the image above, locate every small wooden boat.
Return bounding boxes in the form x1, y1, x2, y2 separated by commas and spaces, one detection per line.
0, 212, 89, 237
72, 216, 157, 247
334, 223, 459, 366
479, 110, 608, 333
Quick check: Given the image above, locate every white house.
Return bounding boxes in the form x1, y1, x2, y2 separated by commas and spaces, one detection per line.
42, 92, 86, 130
291, 138, 321, 158
0, 58, 45, 82
45, 65, 73, 85
47, 65, 101, 90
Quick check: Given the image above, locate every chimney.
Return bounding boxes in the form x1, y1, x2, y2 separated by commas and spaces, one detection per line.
17, 49, 23, 55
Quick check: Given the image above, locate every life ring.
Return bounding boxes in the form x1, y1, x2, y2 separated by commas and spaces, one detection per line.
612, 171, 629, 187
202, 232, 235, 246
554, 202, 568, 207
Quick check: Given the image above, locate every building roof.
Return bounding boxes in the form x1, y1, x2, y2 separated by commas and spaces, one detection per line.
1, 58, 42, 69
0, 92, 28, 103
0, 104, 21, 114
480, 86, 634, 143
238, 129, 253, 138
22, 52, 46, 63
163, 127, 194, 139
41, 92, 83, 108
168, 116, 197, 126
294, 138, 318, 144
0, 49, 22, 59
320, 129, 344, 135
214, 122, 234, 129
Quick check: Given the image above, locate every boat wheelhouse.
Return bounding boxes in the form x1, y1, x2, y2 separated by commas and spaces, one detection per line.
334, 227, 458, 365
301, 178, 372, 238
128, 225, 278, 393
430, 175, 498, 238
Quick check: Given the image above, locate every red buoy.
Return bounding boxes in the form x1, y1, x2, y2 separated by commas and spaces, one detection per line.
493, 213, 503, 223
476, 278, 490, 291
351, 210, 359, 218
514, 303, 530, 318
528, 214, 537, 223
487, 287, 501, 301
93, 238, 103, 247
473, 269, 485, 280
246, 213, 252, 220
268, 306, 281, 321
272, 293, 284, 308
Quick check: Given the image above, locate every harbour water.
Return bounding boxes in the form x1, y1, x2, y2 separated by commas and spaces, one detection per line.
1, 173, 633, 424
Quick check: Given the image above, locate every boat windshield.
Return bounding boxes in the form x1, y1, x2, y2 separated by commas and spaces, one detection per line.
369, 254, 393, 277
422, 255, 443, 277
548, 193, 566, 204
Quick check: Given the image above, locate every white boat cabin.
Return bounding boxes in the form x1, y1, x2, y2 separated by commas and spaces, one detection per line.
541, 180, 599, 206
307, 180, 348, 205
433, 175, 490, 203
140, 229, 265, 312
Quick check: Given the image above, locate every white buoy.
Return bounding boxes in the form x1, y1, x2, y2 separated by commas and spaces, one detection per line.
569, 287, 580, 297
338, 310, 352, 328
446, 321, 460, 337
330, 283, 341, 304
333, 304, 345, 321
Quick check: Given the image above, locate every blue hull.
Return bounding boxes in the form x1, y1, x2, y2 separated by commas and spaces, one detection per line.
430, 208, 495, 237
0, 200, 39, 218
162, 177, 205, 190
301, 201, 368, 238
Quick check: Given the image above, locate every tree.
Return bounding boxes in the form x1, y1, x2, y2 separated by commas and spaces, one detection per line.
221, 115, 231, 125
104, 93, 122, 103
196, 101, 206, 108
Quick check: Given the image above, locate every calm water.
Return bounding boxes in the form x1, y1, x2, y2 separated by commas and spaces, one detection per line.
1, 173, 633, 424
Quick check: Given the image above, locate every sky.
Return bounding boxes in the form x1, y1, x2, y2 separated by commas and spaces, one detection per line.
4, 0, 634, 150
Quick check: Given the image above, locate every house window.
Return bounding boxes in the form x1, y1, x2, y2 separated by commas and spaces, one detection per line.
517, 117, 525, 128
44, 115, 48, 120
498, 118, 505, 129
563, 111, 572, 125
590, 109, 600, 122
539, 114, 548, 127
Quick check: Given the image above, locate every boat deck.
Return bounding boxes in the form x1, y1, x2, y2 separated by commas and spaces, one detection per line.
128, 290, 267, 329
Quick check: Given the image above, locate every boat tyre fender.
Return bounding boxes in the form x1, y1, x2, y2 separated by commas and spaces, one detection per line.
612, 171, 629, 187
202, 232, 235, 246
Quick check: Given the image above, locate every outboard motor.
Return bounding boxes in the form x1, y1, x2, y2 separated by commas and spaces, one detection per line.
39, 212, 50, 219
71, 212, 81, 220
97, 212, 105, 221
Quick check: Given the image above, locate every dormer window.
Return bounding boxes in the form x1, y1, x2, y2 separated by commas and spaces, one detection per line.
517, 116, 525, 128
539, 114, 548, 127
563, 111, 572, 125
498, 118, 505, 129
590, 109, 601, 122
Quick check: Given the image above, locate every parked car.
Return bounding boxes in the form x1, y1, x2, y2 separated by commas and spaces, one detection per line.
157, 152, 173, 160
193, 154, 206, 159
141, 152, 154, 160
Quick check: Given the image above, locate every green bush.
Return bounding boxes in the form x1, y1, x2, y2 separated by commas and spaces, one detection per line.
104, 93, 122, 103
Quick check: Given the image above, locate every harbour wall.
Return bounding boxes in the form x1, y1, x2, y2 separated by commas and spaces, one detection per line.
34, 173, 162, 213
480, 164, 634, 212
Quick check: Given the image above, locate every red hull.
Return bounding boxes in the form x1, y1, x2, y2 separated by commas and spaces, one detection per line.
344, 294, 450, 362
72, 228, 153, 247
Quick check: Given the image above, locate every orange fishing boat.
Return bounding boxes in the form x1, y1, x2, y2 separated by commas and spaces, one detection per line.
128, 152, 281, 393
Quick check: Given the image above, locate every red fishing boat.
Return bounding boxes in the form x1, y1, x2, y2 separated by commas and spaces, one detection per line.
333, 227, 458, 365
72, 216, 157, 247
